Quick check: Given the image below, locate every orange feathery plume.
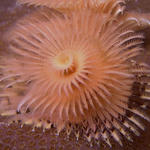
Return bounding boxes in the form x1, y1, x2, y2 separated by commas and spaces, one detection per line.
1, 0, 150, 147
16, 0, 125, 14
16, 0, 150, 30
16, 0, 113, 8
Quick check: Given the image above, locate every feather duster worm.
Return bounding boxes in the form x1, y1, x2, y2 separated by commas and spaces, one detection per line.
16, 0, 150, 30
16, 0, 118, 8
16, 0, 126, 14
1, 0, 150, 148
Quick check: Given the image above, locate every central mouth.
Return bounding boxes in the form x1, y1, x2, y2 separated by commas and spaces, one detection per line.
52, 51, 75, 74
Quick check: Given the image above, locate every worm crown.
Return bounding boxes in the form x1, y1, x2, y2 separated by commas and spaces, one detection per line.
0, 0, 150, 147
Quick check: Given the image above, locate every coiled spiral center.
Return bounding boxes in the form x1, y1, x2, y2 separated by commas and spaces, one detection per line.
52, 51, 75, 75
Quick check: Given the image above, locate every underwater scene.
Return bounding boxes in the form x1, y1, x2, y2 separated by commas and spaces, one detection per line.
0, 0, 150, 150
